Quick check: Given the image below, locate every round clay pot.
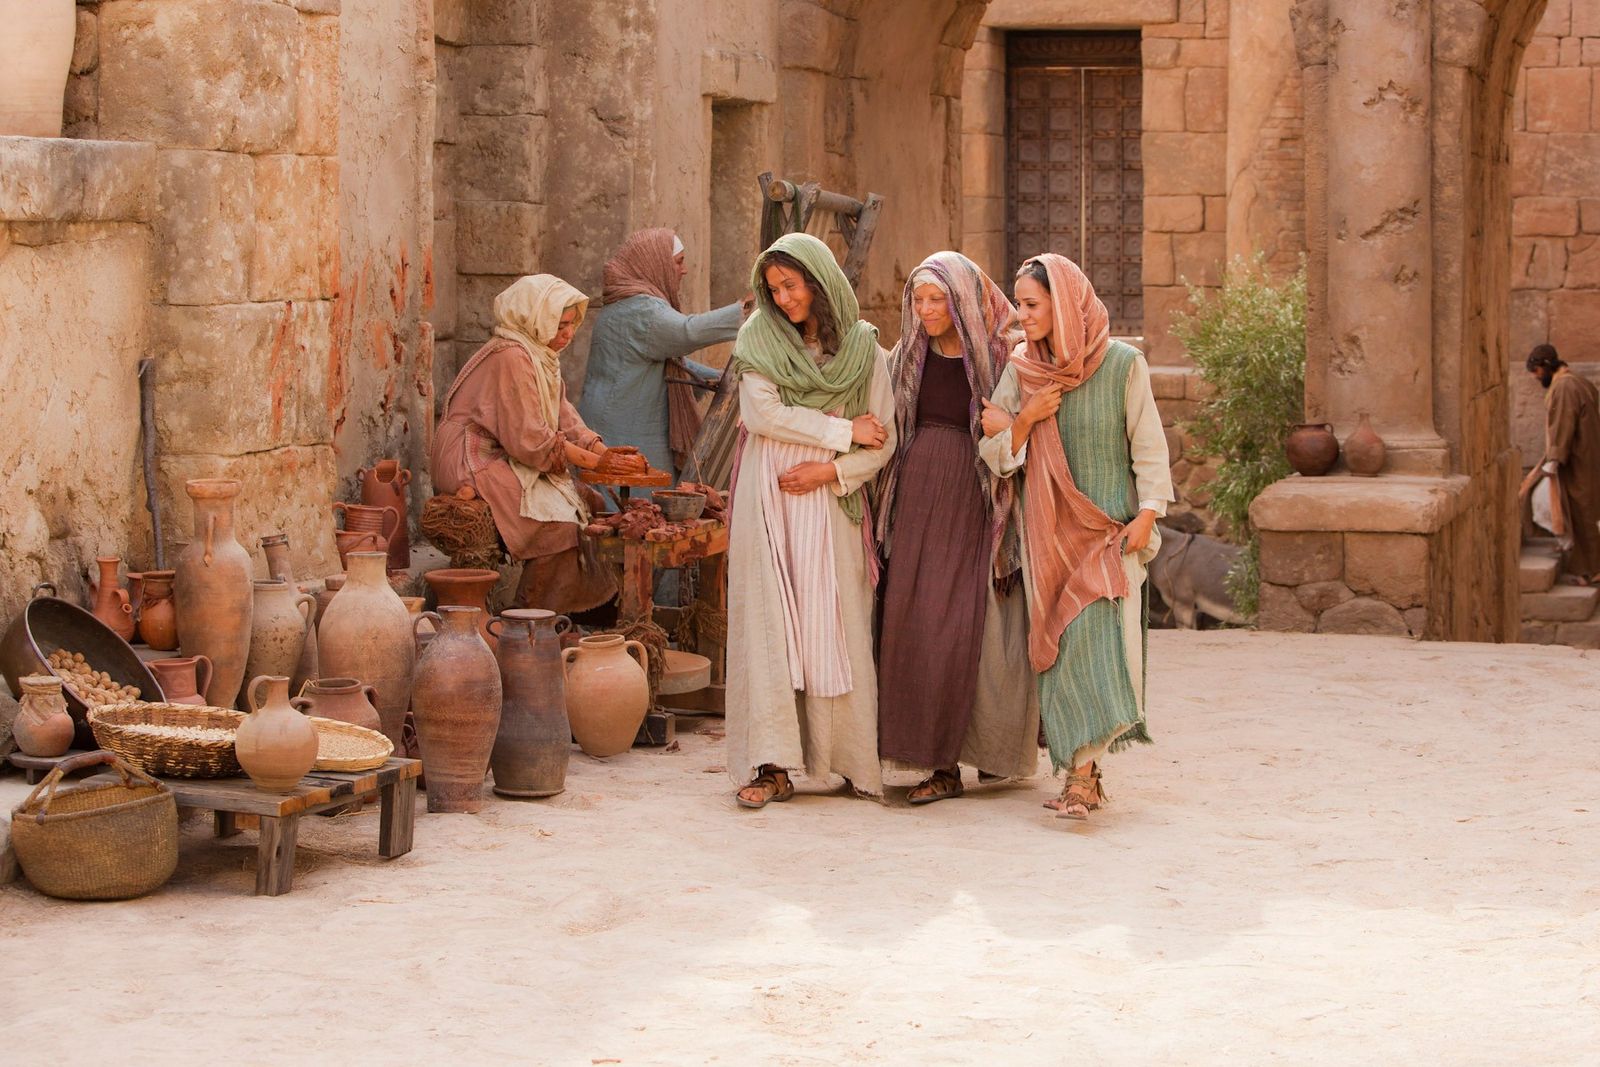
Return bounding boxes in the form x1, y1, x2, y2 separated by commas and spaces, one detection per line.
174, 479, 254, 707
562, 634, 649, 758
1286, 423, 1340, 477
149, 656, 213, 706
1344, 413, 1387, 477
424, 567, 500, 648
238, 675, 319, 793
0, 0, 74, 137
136, 569, 179, 651
89, 556, 135, 642
360, 460, 413, 571
317, 552, 414, 747
335, 529, 388, 571
245, 579, 317, 699
13, 674, 74, 757
410, 607, 503, 813
291, 676, 382, 734
489, 609, 572, 798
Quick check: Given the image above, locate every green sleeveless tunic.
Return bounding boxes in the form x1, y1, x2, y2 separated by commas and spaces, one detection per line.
1034, 341, 1152, 771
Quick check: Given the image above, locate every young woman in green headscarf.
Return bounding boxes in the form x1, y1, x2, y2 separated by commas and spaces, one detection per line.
725, 233, 897, 809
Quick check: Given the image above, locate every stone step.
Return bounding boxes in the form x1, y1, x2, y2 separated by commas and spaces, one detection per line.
1519, 552, 1560, 594
1522, 583, 1600, 623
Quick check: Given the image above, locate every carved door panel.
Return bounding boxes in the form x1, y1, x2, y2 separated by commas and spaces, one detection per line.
1006, 33, 1143, 335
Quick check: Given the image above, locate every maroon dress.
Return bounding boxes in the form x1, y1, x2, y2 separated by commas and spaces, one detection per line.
877, 353, 992, 769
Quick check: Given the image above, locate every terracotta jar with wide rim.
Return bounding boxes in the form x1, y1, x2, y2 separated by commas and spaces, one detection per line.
148, 655, 213, 706
316, 552, 414, 746
424, 568, 501, 648
562, 633, 650, 758
488, 609, 572, 798
13, 673, 74, 757
136, 569, 178, 651
410, 606, 502, 813
291, 676, 382, 734
173, 479, 254, 707
359, 460, 413, 571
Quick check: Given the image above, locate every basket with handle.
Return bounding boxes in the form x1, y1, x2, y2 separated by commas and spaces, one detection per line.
10, 750, 179, 900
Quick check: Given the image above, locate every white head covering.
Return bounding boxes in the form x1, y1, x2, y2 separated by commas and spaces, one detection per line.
672, 234, 684, 256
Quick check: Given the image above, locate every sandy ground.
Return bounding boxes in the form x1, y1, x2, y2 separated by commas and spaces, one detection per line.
2, 629, 1599, 1066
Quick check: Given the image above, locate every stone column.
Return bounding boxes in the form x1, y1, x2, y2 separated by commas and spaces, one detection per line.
1321, 0, 1448, 474
1225, 0, 1303, 271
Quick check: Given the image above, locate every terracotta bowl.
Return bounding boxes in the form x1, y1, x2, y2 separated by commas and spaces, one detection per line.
655, 490, 707, 523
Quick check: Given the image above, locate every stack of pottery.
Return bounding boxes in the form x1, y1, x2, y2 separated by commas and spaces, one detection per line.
359, 460, 413, 571
244, 579, 317, 697
317, 552, 414, 746
489, 609, 572, 798
259, 533, 319, 688
88, 556, 135, 642
334, 502, 399, 570
562, 634, 650, 758
174, 479, 253, 707
291, 677, 382, 734
410, 606, 502, 813
136, 569, 178, 651
148, 656, 213, 706
237, 676, 319, 793
12, 674, 74, 757
423, 568, 501, 648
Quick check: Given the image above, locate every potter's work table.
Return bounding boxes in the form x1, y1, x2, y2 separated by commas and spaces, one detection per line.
7, 752, 422, 897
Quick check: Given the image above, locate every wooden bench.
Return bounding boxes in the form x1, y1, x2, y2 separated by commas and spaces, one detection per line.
7, 752, 421, 897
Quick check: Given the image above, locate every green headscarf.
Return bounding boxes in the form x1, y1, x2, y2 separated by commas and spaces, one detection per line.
733, 232, 880, 523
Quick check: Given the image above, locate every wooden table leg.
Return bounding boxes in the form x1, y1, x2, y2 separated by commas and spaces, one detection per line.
214, 811, 240, 838
620, 539, 653, 621
256, 814, 300, 897
378, 776, 417, 859
698, 551, 728, 685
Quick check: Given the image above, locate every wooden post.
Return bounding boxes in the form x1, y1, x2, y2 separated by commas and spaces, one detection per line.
378, 776, 417, 859
256, 814, 300, 897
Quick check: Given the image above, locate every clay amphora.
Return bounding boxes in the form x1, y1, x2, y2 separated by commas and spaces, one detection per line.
1344, 414, 1387, 477
410, 606, 503, 813
291, 677, 382, 734
360, 460, 413, 571
245, 579, 317, 697
424, 568, 501, 648
488, 609, 572, 798
317, 552, 414, 747
136, 569, 179, 652
174, 479, 254, 707
13, 674, 74, 757
1285, 423, 1339, 477
149, 656, 213, 706
238, 675, 319, 793
311, 573, 345, 627
562, 634, 649, 758
89, 556, 135, 642
260, 535, 320, 694
0, 0, 74, 137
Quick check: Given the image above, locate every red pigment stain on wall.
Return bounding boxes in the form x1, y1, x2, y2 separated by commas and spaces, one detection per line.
422, 244, 435, 313
329, 258, 372, 439
391, 244, 410, 318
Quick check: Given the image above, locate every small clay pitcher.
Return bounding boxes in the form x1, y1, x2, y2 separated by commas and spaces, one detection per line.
259, 533, 295, 584
317, 553, 414, 746
244, 579, 317, 698
562, 633, 649, 758
137, 569, 179, 651
238, 675, 319, 793
174, 479, 254, 707
1344, 414, 1387, 477
149, 655, 214, 706
489, 609, 572, 798
88, 556, 135, 642
410, 606, 503, 813
1285, 423, 1339, 477
359, 460, 413, 571
13, 674, 75, 757
291, 677, 382, 734
423, 567, 501, 648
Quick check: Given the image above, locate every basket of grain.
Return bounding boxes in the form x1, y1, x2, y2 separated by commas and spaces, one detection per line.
307, 716, 393, 772
87, 702, 244, 778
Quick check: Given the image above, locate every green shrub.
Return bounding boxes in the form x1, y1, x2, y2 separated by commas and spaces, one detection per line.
1170, 255, 1307, 618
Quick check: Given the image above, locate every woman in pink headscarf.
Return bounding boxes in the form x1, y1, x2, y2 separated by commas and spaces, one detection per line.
978, 254, 1174, 820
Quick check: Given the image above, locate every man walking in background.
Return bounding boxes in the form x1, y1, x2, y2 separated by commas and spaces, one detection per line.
1521, 344, 1600, 582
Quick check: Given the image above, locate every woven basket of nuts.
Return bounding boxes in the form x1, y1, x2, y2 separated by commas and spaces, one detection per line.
88, 703, 245, 778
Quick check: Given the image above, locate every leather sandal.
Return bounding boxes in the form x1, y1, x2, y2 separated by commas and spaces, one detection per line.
736, 766, 794, 809
1044, 763, 1107, 820
908, 768, 964, 806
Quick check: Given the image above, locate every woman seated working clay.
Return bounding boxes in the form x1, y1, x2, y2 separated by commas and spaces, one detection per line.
432, 274, 646, 614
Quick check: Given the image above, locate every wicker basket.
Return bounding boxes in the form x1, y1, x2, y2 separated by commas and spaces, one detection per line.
88, 702, 244, 778
308, 716, 393, 772
10, 750, 179, 900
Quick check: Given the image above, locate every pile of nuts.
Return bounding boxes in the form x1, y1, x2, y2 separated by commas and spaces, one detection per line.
46, 649, 142, 706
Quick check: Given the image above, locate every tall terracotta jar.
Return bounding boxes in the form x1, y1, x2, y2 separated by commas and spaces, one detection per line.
260, 534, 319, 689
488, 609, 572, 798
238, 676, 319, 793
562, 634, 649, 758
317, 552, 414, 746
360, 460, 413, 571
410, 606, 502, 813
149, 656, 213, 706
291, 677, 382, 734
13, 674, 74, 758
0, 0, 74, 137
424, 568, 501, 648
245, 579, 317, 697
137, 569, 178, 650
89, 556, 135, 642
174, 479, 254, 708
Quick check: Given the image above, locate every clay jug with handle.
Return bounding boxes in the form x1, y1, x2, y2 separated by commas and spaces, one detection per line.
562, 634, 649, 758
174, 479, 254, 707
89, 556, 135, 642
410, 607, 502, 813
237, 675, 319, 793
149, 656, 213, 707
317, 552, 414, 746
359, 460, 412, 570
245, 579, 317, 697
488, 609, 572, 798
259, 534, 319, 693
292, 677, 382, 734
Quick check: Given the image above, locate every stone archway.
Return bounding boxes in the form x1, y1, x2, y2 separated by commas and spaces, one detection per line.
1253, 0, 1547, 642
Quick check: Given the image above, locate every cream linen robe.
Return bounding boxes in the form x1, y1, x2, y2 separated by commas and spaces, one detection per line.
726, 347, 897, 795
979, 354, 1174, 766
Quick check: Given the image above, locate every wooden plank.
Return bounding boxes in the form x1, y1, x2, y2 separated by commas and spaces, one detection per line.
579, 469, 672, 488
378, 775, 417, 859
256, 814, 299, 896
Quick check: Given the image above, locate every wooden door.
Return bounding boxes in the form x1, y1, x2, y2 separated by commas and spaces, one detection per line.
1006, 33, 1143, 335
